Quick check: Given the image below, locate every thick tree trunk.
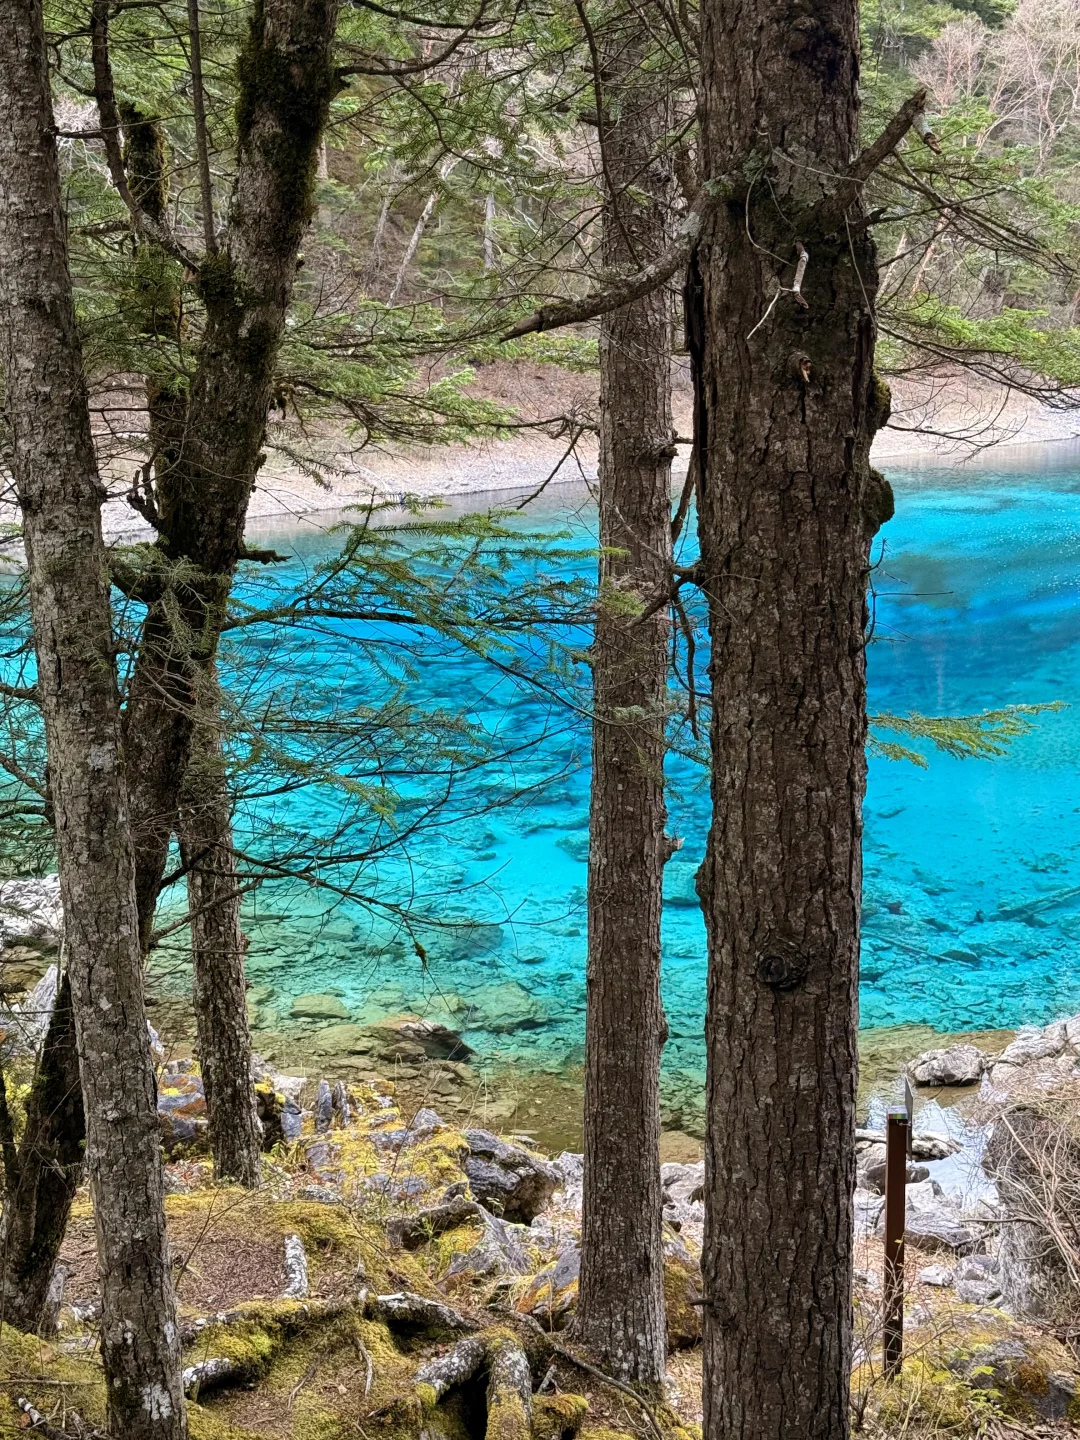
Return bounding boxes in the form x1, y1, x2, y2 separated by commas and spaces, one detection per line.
576, 31, 674, 1387
692, 0, 894, 1434
0, 6, 186, 1433
121, 0, 341, 948
179, 676, 261, 1187
0, 974, 85, 1333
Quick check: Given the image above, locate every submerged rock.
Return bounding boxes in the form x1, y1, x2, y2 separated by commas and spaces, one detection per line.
289, 992, 351, 1021
909, 1043, 988, 1086
466, 982, 547, 1034
366, 1014, 472, 1060
462, 1128, 559, 1222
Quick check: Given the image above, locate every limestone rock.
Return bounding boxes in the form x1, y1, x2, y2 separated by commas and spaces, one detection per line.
366, 1013, 472, 1059
443, 1207, 531, 1282
911, 1131, 961, 1161
918, 1264, 954, 1287
515, 1245, 580, 1328
999, 1024, 1067, 1066
909, 1044, 988, 1086
955, 1254, 1002, 1305
157, 1069, 208, 1155
466, 982, 547, 1034
0, 875, 62, 943
462, 1128, 559, 1222
854, 1188, 885, 1238
877, 1181, 980, 1252
289, 992, 350, 1021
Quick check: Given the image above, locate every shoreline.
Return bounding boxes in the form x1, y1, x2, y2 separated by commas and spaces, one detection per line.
87, 373, 1080, 541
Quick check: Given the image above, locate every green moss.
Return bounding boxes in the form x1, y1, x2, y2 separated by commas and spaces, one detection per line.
234, 0, 334, 232
533, 1392, 588, 1439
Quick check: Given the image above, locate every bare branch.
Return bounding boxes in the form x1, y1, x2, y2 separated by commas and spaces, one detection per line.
825, 89, 939, 216
187, 0, 217, 254
502, 180, 731, 340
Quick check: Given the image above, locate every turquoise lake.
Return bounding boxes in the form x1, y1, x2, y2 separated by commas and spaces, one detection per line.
213, 444, 1080, 1083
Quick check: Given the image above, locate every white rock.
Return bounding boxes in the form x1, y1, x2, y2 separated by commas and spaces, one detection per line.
909, 1044, 987, 1086
1064, 1013, 1080, 1051
999, 1025, 1066, 1065
0, 875, 63, 942
911, 1131, 962, 1161
661, 1161, 704, 1207
919, 1264, 954, 1287
854, 1188, 884, 1238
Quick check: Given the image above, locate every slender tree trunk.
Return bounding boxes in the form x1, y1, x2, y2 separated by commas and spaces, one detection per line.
0, 6, 186, 1432
387, 157, 456, 303
179, 672, 261, 1187
691, 0, 894, 1433
483, 192, 496, 271
576, 27, 674, 1387
0, 974, 85, 1334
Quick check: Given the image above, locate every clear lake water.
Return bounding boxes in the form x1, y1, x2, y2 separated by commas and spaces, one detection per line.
198, 441, 1080, 1088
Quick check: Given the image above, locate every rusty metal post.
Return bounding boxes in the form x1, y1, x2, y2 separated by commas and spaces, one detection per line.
882, 1104, 910, 1378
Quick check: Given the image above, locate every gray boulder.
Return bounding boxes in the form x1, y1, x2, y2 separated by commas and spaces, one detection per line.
878, 1181, 980, 1253
909, 1044, 987, 1086
854, 1188, 885, 1238
0, 875, 63, 943
955, 1254, 1002, 1305
462, 1128, 559, 1222
918, 1264, 954, 1287
443, 1207, 530, 1281
999, 1024, 1066, 1066
911, 1131, 961, 1161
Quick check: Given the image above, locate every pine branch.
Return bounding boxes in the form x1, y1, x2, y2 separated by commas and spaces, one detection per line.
501, 180, 733, 340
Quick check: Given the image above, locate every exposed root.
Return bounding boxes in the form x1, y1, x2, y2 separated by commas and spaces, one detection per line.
282, 1232, 309, 1298
183, 1354, 243, 1398
550, 1343, 665, 1440
371, 1290, 480, 1338
414, 1335, 486, 1402
486, 1336, 533, 1440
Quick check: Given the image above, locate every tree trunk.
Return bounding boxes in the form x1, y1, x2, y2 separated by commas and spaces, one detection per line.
576, 31, 674, 1387
692, 0, 894, 1432
120, 0, 341, 949
0, 974, 86, 1334
0, 6, 186, 1432
179, 673, 261, 1188
387, 157, 456, 303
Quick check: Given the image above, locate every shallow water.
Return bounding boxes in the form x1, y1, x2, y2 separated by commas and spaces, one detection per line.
198, 442, 1080, 1085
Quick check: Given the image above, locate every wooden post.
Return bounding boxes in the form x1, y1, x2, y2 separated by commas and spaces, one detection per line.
882, 1105, 910, 1378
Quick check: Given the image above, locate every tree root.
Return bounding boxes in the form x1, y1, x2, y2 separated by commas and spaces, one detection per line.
371, 1290, 479, 1337
485, 1336, 533, 1440
414, 1336, 487, 1402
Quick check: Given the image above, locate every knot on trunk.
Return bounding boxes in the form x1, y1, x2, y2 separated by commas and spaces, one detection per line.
755, 938, 809, 990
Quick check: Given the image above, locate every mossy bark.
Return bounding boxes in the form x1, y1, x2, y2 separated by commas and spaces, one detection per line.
0, 5, 186, 1431
179, 672, 262, 1188
0, 974, 85, 1333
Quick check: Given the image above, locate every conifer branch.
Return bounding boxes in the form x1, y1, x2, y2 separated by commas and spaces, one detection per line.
501, 181, 732, 339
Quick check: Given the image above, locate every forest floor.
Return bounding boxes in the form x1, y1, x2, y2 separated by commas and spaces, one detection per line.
1, 1058, 1077, 1440
83, 362, 1080, 540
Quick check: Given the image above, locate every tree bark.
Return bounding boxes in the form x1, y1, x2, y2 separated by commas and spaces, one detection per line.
120, 0, 341, 949
692, 0, 894, 1434
576, 28, 674, 1387
179, 672, 261, 1188
0, 974, 85, 1334
0, 6, 186, 1432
